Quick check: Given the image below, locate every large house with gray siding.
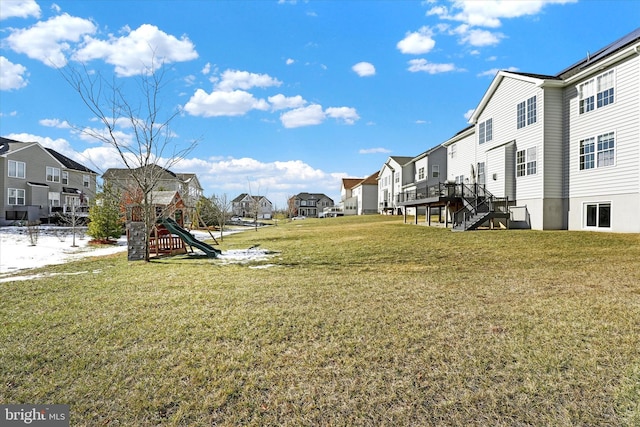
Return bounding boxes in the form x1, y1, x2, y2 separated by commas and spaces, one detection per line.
0, 137, 98, 225
384, 28, 640, 233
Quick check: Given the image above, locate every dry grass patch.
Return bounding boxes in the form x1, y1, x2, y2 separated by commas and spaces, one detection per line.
1, 215, 639, 425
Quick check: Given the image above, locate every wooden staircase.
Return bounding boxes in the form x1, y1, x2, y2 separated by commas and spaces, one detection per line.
452, 184, 509, 231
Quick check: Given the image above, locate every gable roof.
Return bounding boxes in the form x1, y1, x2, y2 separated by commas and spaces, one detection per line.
342, 178, 362, 190
45, 148, 97, 174
355, 171, 379, 187
103, 164, 177, 180
294, 192, 333, 202
1, 137, 97, 173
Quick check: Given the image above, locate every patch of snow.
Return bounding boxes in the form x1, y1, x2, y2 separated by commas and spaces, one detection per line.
0, 225, 275, 282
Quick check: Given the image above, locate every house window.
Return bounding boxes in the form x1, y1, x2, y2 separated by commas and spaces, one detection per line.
48, 192, 60, 207
516, 148, 537, 177
8, 188, 25, 205
455, 175, 464, 184
8, 160, 26, 178
517, 101, 526, 129
579, 80, 595, 114
62, 171, 69, 185
83, 175, 90, 188
46, 167, 60, 183
580, 138, 595, 170
479, 118, 492, 144
450, 143, 457, 158
516, 150, 526, 177
579, 70, 615, 114
418, 167, 424, 180
597, 132, 615, 167
477, 162, 485, 185
527, 96, 537, 125
527, 147, 537, 175
585, 202, 611, 228
517, 96, 537, 129
597, 70, 614, 108
432, 165, 439, 178
395, 175, 399, 183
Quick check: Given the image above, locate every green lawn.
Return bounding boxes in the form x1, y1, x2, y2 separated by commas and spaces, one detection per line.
1, 215, 639, 426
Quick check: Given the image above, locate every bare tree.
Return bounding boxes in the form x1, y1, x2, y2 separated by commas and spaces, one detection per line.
61, 60, 197, 261
211, 193, 232, 241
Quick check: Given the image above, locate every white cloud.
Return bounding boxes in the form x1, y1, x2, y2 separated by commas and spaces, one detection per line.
5, 13, 96, 67
286, 58, 295, 65
216, 70, 282, 92
359, 147, 391, 154
407, 59, 457, 74
397, 26, 436, 55
325, 107, 360, 125
183, 89, 269, 117
0, 56, 28, 90
280, 104, 325, 128
268, 94, 307, 111
352, 61, 376, 77
459, 27, 504, 46
39, 118, 71, 128
280, 105, 360, 128
73, 24, 198, 76
429, 0, 576, 28
201, 62, 211, 74
464, 109, 475, 121
0, 0, 41, 20
477, 66, 518, 77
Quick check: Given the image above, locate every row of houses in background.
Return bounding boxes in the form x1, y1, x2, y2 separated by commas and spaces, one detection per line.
339, 28, 640, 233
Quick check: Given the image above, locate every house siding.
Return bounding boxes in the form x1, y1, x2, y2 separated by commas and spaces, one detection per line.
446, 130, 475, 183
566, 55, 640, 232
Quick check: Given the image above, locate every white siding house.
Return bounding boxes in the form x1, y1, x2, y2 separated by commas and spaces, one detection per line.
460, 28, 640, 232
561, 35, 640, 233
378, 156, 412, 214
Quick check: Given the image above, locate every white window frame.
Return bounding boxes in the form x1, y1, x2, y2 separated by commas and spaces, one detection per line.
46, 166, 61, 183
8, 188, 25, 205
517, 147, 537, 177
478, 118, 492, 144
450, 143, 457, 158
579, 69, 615, 114
8, 160, 26, 179
584, 202, 611, 229
517, 96, 537, 129
418, 167, 424, 181
83, 174, 90, 188
432, 165, 439, 179
579, 131, 615, 171
62, 171, 69, 185
48, 192, 61, 207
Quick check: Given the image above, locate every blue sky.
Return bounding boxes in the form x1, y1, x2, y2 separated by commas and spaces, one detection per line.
1, 0, 638, 208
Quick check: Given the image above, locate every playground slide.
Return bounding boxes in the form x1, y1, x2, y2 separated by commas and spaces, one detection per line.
160, 217, 222, 258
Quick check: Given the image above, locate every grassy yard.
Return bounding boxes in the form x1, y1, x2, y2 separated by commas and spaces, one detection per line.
1, 215, 639, 426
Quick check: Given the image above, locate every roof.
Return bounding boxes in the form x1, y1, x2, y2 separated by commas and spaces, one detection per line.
103, 164, 178, 180
557, 27, 640, 79
389, 156, 413, 165
150, 190, 183, 206
357, 171, 379, 186
1, 136, 97, 173
293, 192, 333, 202
45, 148, 97, 174
342, 178, 362, 190
232, 193, 269, 203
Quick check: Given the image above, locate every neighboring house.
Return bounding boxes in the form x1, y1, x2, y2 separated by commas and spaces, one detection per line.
0, 137, 97, 225
339, 178, 362, 216
396, 145, 448, 220
377, 156, 412, 215
289, 193, 334, 218
102, 165, 203, 225
231, 193, 273, 219
338, 173, 379, 216
391, 27, 640, 232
